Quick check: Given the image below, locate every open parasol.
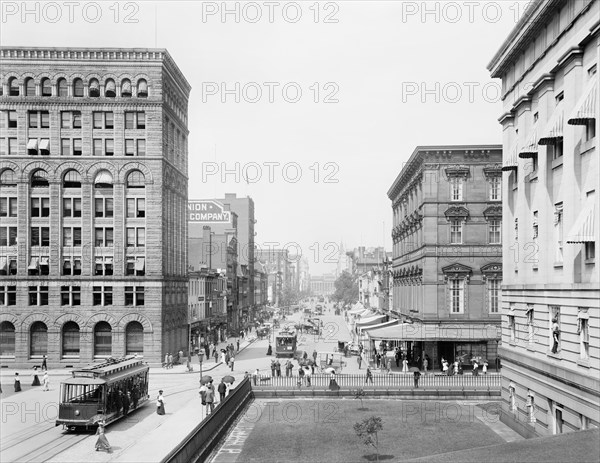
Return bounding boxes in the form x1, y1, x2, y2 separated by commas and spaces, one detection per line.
200, 375, 213, 384
324, 367, 336, 374
409, 367, 421, 373
222, 375, 235, 384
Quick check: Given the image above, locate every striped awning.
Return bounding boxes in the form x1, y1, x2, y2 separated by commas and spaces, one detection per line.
360, 319, 399, 332
566, 194, 596, 243
502, 143, 518, 171
518, 126, 538, 158
568, 78, 597, 125
356, 314, 386, 327
538, 102, 564, 145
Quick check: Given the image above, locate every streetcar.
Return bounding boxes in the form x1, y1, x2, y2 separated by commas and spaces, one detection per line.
275, 328, 297, 358
56, 356, 150, 430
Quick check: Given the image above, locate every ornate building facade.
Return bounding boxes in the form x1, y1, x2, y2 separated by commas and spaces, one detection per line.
386, 145, 503, 369
488, 0, 599, 437
0, 47, 190, 367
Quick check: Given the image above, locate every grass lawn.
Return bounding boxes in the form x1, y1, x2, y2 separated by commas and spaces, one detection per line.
235, 400, 505, 462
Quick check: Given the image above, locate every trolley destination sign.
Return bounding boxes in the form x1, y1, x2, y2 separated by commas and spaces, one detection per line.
188, 200, 231, 223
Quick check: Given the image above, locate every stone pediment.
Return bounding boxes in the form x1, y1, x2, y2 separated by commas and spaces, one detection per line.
445, 165, 470, 178
483, 205, 502, 219
480, 263, 502, 281
444, 206, 469, 219
442, 263, 473, 277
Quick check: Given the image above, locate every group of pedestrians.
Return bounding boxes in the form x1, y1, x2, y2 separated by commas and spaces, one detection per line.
7, 357, 50, 394
163, 350, 184, 369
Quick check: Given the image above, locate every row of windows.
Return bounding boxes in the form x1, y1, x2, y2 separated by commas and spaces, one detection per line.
0, 226, 146, 247
1, 110, 146, 130
1, 137, 147, 157
1, 197, 145, 219
0, 168, 146, 188
448, 178, 501, 202
0, 320, 145, 357
0, 256, 145, 277
507, 305, 590, 360
2, 77, 149, 98
0, 286, 145, 306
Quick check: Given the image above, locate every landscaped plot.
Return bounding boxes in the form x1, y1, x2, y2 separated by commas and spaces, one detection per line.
232, 400, 505, 462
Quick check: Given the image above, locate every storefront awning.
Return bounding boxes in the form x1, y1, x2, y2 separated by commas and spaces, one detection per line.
366, 323, 501, 341
518, 127, 538, 158
566, 194, 596, 243
501, 144, 518, 171
348, 302, 365, 314
568, 78, 597, 125
356, 314, 386, 327
538, 102, 564, 145
360, 319, 399, 332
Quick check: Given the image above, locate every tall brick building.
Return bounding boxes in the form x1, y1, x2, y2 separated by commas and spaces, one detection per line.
0, 47, 190, 367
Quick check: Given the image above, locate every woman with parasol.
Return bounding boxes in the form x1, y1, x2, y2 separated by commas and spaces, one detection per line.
156, 390, 166, 415
95, 419, 112, 453
31, 366, 41, 386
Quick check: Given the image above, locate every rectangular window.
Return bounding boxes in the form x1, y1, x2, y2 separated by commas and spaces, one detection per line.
550, 306, 560, 353
125, 112, 135, 129
61, 138, 71, 156
0, 286, 17, 306
0, 257, 17, 276
127, 198, 145, 218
63, 197, 81, 217
489, 279, 499, 313
585, 242, 595, 261
489, 219, 502, 244
125, 111, 146, 130
526, 305, 535, 344
136, 228, 145, 247
95, 227, 114, 247
449, 279, 464, 313
450, 178, 463, 201
105, 112, 114, 129
62, 257, 82, 276
8, 110, 17, 128
137, 139, 146, 156
554, 203, 563, 263
93, 139, 102, 156
31, 227, 50, 246
94, 198, 113, 218
125, 286, 145, 306
93, 112, 103, 129
105, 139, 114, 156
125, 139, 135, 156
61, 111, 81, 129
508, 314, 516, 343
94, 257, 114, 276
8, 138, 17, 155
72, 111, 81, 128
0, 197, 17, 217
450, 220, 462, 244
61, 286, 81, 306
62, 227, 81, 247
28, 286, 49, 306
28, 111, 38, 129
578, 309, 589, 360
31, 197, 50, 217
0, 227, 18, 246
93, 286, 113, 306
490, 176, 501, 201
126, 256, 145, 276
73, 139, 82, 156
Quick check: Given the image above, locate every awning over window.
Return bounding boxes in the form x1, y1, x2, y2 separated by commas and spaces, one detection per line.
348, 302, 366, 314
105, 257, 113, 264
27, 139, 38, 150
95, 170, 113, 185
95, 257, 104, 264
40, 257, 49, 265
502, 144, 518, 171
0, 256, 7, 271
356, 314, 386, 327
137, 80, 148, 96
122, 80, 132, 95
28, 257, 39, 269
366, 323, 501, 341
135, 257, 145, 271
538, 102, 564, 145
360, 319, 399, 332
105, 80, 116, 94
89, 79, 100, 93
566, 194, 596, 243
39, 139, 50, 151
518, 127, 538, 158
568, 78, 598, 125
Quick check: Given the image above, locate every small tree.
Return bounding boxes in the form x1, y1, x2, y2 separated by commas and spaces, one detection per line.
354, 416, 384, 462
354, 388, 366, 409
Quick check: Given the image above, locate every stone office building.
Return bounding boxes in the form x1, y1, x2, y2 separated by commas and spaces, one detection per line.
488, 0, 599, 437
385, 145, 503, 369
0, 47, 191, 367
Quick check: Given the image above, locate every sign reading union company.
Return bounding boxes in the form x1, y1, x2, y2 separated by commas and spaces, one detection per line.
188, 200, 231, 223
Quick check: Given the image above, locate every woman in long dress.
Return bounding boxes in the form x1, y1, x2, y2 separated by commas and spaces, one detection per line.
95, 421, 112, 452
31, 367, 41, 386
14, 373, 21, 392
402, 358, 409, 373
156, 390, 166, 415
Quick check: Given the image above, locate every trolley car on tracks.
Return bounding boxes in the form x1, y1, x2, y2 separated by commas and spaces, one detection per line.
275, 327, 297, 358
56, 356, 149, 431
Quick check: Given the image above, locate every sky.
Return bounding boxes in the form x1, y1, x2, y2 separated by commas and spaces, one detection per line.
1, 0, 529, 274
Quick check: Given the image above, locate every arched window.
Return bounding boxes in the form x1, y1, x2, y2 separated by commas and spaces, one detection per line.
62, 321, 80, 356
0, 169, 17, 187
121, 79, 132, 97
0, 321, 16, 356
31, 169, 49, 188
25, 78, 36, 96
94, 170, 113, 189
30, 321, 48, 356
89, 78, 100, 97
94, 321, 112, 356
41, 78, 52, 97
125, 321, 144, 355
63, 170, 81, 188
105, 79, 116, 98
126, 170, 145, 188
73, 78, 84, 97
137, 79, 148, 98
57, 78, 68, 97
8, 77, 19, 96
